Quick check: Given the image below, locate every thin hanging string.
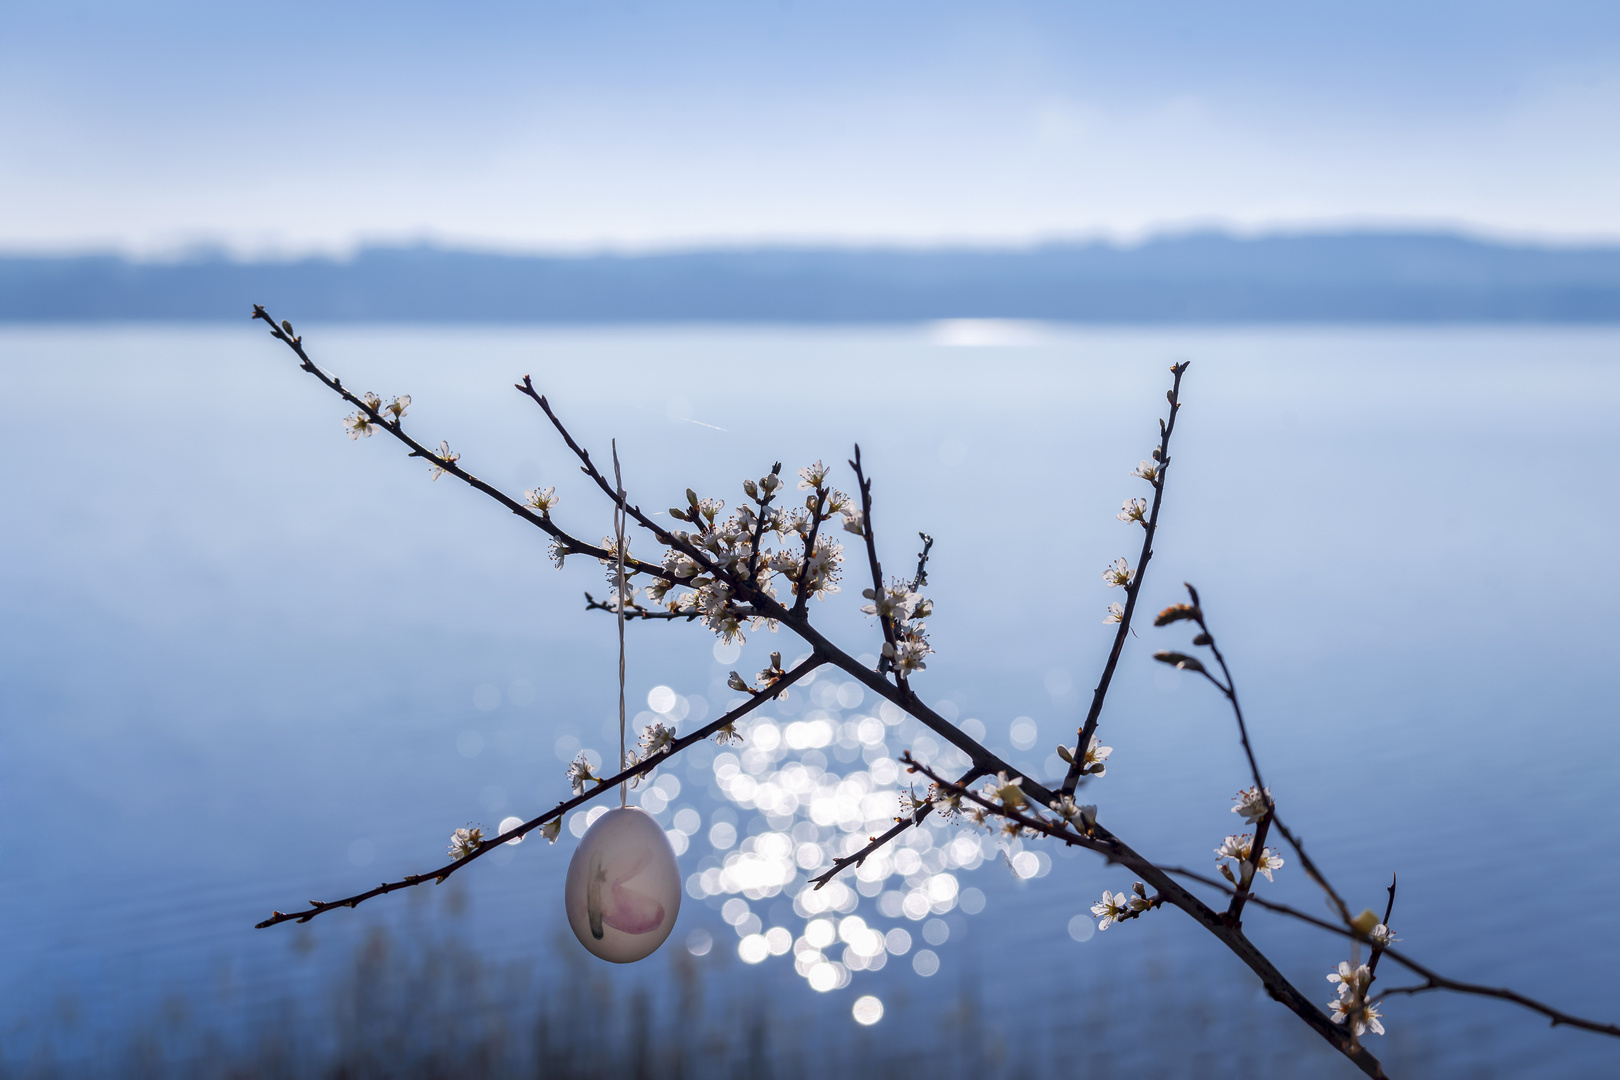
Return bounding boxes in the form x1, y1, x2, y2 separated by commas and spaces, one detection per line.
612, 439, 628, 809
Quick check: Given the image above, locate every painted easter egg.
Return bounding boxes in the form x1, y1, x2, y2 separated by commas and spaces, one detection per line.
564, 806, 682, 963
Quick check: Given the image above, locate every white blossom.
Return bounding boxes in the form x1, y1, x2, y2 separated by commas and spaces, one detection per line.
1082, 735, 1112, 776
1132, 460, 1160, 484
882, 636, 932, 674
1091, 889, 1131, 930
797, 460, 831, 490
861, 582, 921, 622
1127, 880, 1151, 912
1326, 964, 1386, 1037
524, 485, 559, 513
1370, 923, 1399, 947
1326, 996, 1385, 1038
1231, 785, 1272, 824
384, 394, 411, 421
1104, 602, 1124, 624
1048, 795, 1082, 823
540, 818, 561, 844
984, 771, 1026, 810
639, 722, 674, 757
842, 507, 865, 536
1103, 557, 1135, 588
1117, 497, 1147, 524
360, 392, 382, 412
448, 826, 483, 860
343, 413, 375, 439
792, 534, 844, 602
566, 753, 599, 795
428, 440, 459, 480
1328, 961, 1372, 999
1215, 833, 1285, 882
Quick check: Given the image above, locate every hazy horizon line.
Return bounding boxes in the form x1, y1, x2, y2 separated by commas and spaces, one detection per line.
9, 218, 1620, 265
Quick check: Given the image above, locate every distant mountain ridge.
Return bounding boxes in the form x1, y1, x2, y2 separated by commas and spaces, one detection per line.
5, 231, 1620, 323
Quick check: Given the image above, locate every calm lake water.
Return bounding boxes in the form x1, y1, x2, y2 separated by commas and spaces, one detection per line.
3, 323, 1619, 1077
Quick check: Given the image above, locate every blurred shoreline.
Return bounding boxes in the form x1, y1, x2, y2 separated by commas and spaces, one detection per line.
5, 231, 1620, 324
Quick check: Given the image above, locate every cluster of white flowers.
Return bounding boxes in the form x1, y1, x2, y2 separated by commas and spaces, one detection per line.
448, 825, 483, 860
1231, 785, 1271, 824
1215, 832, 1285, 884
342, 392, 409, 440
621, 463, 855, 645
925, 783, 962, 821
639, 721, 675, 758
862, 578, 935, 675
1326, 961, 1386, 1036
1091, 882, 1150, 930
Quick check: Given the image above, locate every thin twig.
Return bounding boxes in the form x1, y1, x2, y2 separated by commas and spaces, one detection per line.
250, 307, 675, 582
911, 532, 934, 591
1062, 362, 1189, 798
1163, 586, 1355, 928
1367, 873, 1398, 979
744, 462, 783, 581
849, 445, 900, 681
254, 657, 825, 928
808, 766, 984, 890
1156, 866, 1620, 1041
791, 480, 828, 619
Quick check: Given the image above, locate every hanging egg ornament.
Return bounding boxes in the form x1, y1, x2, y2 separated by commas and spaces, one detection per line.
564, 806, 682, 963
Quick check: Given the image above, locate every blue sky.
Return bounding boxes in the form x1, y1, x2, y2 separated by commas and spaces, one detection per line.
3, 1, 1618, 254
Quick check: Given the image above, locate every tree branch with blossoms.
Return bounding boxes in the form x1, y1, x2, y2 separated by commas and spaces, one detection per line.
1060, 360, 1187, 800
245, 308, 1618, 1078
